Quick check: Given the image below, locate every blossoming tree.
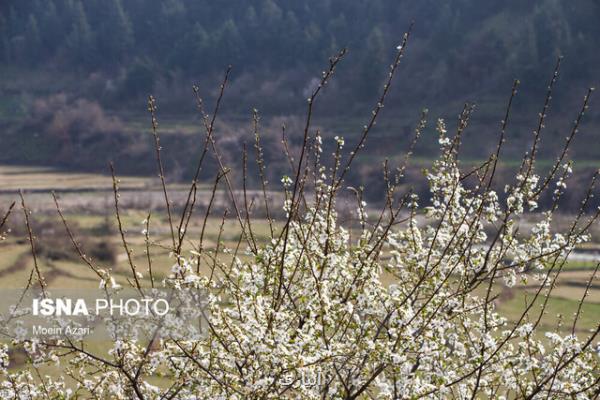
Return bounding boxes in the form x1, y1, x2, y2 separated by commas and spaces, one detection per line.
0, 29, 598, 399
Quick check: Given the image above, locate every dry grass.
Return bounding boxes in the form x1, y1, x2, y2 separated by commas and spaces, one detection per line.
0, 165, 150, 191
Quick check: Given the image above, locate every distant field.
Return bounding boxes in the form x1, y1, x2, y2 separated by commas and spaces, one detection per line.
1, 164, 598, 343
0, 165, 256, 215
0, 165, 150, 192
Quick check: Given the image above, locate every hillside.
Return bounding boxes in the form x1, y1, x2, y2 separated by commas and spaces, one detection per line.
1, 1, 599, 197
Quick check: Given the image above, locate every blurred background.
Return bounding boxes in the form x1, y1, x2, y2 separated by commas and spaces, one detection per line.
1, 0, 599, 197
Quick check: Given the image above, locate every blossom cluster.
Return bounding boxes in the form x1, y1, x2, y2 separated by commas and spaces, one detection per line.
1, 118, 598, 399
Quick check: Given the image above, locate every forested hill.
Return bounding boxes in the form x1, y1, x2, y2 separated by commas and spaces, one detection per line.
1, 1, 600, 186
2, 0, 599, 111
